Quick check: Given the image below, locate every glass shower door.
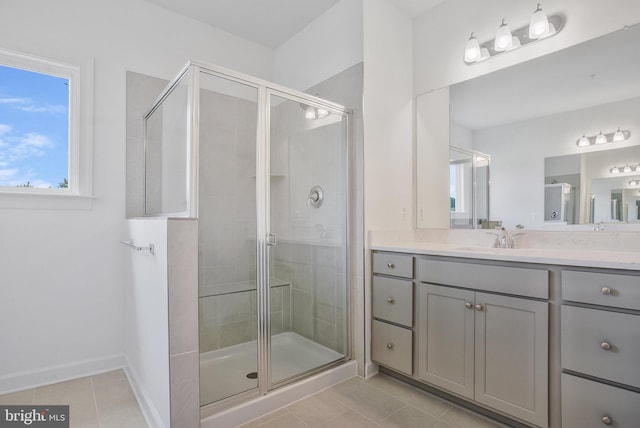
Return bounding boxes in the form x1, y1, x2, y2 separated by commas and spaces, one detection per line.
267, 92, 349, 387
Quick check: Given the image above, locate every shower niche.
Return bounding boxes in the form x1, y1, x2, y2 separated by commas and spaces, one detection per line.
143, 62, 352, 411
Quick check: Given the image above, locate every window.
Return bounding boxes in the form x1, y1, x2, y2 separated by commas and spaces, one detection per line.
0, 48, 93, 208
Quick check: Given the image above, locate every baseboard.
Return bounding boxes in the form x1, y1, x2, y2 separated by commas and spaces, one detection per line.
123, 358, 167, 428
0, 353, 125, 395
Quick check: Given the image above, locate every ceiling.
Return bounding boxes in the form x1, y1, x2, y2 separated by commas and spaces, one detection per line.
145, 0, 445, 48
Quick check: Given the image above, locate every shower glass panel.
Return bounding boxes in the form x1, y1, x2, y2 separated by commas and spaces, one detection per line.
268, 93, 349, 386
145, 70, 190, 215
198, 71, 259, 406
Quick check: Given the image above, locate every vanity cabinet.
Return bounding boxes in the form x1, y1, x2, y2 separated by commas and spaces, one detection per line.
371, 252, 549, 427
561, 269, 640, 427
417, 260, 549, 428
371, 252, 414, 375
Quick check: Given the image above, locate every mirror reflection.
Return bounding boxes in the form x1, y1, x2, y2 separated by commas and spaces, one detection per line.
417, 23, 640, 229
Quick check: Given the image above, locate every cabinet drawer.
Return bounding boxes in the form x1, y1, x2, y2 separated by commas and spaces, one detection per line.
562, 270, 640, 311
373, 252, 413, 278
562, 305, 640, 388
371, 320, 412, 375
372, 276, 413, 327
562, 373, 640, 428
417, 259, 548, 299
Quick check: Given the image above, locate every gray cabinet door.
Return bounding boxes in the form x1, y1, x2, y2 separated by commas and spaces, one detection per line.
418, 284, 475, 399
474, 293, 549, 428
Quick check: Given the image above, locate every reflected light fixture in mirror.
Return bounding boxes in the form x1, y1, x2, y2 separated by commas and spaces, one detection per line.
464, 4, 563, 65
630, 179, 640, 186
576, 129, 631, 146
610, 164, 639, 174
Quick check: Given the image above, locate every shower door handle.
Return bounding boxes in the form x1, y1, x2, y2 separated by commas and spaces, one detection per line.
266, 233, 277, 247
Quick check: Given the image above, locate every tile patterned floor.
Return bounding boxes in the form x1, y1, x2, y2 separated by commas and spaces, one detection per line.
0, 370, 147, 428
241, 374, 507, 428
0, 371, 506, 427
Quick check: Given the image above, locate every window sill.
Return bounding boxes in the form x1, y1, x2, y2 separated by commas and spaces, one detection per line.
0, 192, 95, 210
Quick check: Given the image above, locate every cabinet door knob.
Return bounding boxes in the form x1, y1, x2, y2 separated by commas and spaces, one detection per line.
602, 416, 612, 425
386, 343, 394, 350
601, 287, 612, 295
475, 304, 483, 311
601, 342, 612, 351
387, 263, 395, 269
465, 302, 473, 309
386, 297, 394, 304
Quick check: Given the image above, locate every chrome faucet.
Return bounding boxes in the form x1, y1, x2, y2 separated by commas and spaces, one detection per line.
486, 225, 525, 249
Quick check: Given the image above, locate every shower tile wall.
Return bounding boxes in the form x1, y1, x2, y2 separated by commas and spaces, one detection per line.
273, 243, 346, 354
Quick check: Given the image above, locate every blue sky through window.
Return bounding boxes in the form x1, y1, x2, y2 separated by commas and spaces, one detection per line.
0, 65, 69, 188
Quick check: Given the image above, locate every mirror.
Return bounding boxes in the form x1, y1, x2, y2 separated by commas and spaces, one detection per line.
417, 23, 640, 229
449, 146, 491, 229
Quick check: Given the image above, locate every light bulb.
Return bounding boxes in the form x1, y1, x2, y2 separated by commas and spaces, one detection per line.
595, 131, 607, 145
529, 4, 550, 39
613, 128, 625, 142
316, 107, 329, 118
624, 165, 632, 173
464, 33, 481, 63
577, 134, 590, 147
494, 19, 513, 52
304, 105, 316, 120
610, 167, 620, 174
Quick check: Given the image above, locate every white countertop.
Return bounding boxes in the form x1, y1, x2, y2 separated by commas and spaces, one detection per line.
370, 230, 640, 271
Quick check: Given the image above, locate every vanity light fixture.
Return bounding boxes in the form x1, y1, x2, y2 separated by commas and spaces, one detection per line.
595, 131, 608, 145
613, 127, 626, 142
494, 19, 513, 52
529, 4, 550, 39
576, 129, 631, 146
610, 164, 640, 174
464, 4, 563, 65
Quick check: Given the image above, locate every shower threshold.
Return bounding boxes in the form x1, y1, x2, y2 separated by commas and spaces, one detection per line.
200, 331, 344, 405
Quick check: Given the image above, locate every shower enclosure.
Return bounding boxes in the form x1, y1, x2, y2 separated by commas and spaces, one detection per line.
144, 62, 352, 409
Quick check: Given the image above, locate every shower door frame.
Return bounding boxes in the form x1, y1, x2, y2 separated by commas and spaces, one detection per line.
182, 61, 354, 405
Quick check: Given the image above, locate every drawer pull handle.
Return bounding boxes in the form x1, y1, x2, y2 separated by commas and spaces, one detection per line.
602, 416, 612, 425
601, 342, 612, 351
601, 287, 612, 295
386, 297, 394, 304
475, 304, 484, 311
386, 343, 394, 350
387, 263, 395, 269
465, 302, 473, 309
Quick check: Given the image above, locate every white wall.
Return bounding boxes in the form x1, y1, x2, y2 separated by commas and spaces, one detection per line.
414, 0, 640, 94
273, 0, 363, 91
362, 0, 413, 376
0, 0, 273, 393
363, 0, 413, 231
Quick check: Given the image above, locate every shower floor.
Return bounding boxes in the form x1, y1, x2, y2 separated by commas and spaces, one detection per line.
200, 331, 344, 405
